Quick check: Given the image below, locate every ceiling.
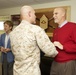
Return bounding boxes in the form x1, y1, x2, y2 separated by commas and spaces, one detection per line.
0, 0, 69, 9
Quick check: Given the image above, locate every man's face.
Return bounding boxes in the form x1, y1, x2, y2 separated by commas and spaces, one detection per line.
53, 8, 64, 24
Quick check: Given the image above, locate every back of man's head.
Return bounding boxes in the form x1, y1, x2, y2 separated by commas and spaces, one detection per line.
20, 6, 33, 20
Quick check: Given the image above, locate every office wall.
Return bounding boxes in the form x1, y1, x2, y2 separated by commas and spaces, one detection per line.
0, 0, 76, 22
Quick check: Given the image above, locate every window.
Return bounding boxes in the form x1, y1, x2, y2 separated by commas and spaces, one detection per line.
0, 21, 4, 30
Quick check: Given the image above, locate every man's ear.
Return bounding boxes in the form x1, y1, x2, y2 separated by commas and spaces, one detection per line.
28, 11, 31, 17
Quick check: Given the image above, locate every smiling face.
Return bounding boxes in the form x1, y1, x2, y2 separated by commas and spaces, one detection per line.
4, 21, 13, 34
53, 8, 66, 25
4, 23, 11, 33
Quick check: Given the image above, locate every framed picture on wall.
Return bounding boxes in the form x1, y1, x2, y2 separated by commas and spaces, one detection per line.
11, 15, 20, 26
35, 6, 71, 37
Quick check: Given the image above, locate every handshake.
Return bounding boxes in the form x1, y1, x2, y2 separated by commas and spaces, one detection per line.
0, 47, 10, 53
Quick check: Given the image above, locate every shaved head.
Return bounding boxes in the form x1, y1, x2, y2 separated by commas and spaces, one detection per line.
20, 5, 36, 24
53, 7, 66, 25
20, 6, 34, 15
54, 7, 66, 13
54, 7, 66, 16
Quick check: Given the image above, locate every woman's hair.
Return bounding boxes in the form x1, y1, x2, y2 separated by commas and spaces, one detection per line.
4, 20, 13, 30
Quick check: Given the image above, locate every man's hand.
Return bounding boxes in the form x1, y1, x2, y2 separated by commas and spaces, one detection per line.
53, 41, 63, 50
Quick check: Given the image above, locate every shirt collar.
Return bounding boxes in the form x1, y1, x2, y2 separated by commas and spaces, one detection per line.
21, 20, 30, 24
59, 20, 68, 28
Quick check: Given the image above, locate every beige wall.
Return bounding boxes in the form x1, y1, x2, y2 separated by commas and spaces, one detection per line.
0, 0, 76, 22
0, 0, 75, 22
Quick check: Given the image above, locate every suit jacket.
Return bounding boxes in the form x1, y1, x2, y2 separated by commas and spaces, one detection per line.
0, 33, 14, 63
